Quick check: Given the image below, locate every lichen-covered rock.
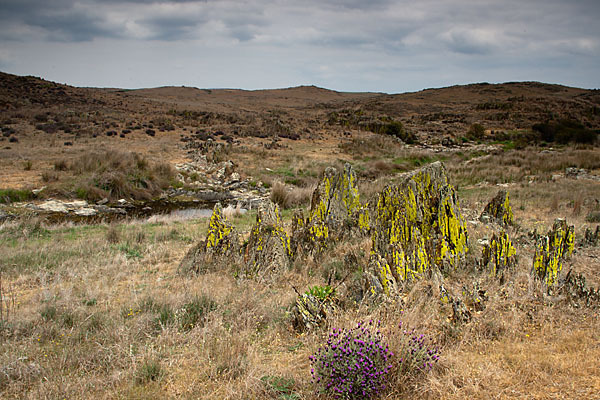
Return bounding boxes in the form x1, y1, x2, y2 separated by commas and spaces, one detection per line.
243, 201, 291, 277
179, 202, 239, 273
580, 226, 599, 247
306, 163, 362, 251
462, 282, 487, 312
292, 293, 336, 331
480, 230, 517, 279
533, 219, 575, 288
480, 190, 514, 226
363, 254, 397, 298
290, 209, 308, 258
452, 298, 472, 324
561, 270, 600, 307
370, 161, 468, 283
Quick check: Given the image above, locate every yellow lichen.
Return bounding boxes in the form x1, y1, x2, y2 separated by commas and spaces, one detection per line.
533, 219, 575, 287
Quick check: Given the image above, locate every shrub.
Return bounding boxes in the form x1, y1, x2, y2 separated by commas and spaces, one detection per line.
53, 160, 68, 171
105, 226, 120, 244
67, 151, 175, 201
310, 320, 440, 399
270, 181, 288, 208
393, 322, 440, 378
586, 211, 600, 223
533, 119, 597, 144
41, 171, 59, 183
306, 285, 335, 301
310, 320, 393, 399
467, 123, 485, 140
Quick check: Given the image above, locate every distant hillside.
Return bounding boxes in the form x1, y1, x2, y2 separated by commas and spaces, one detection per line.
1, 71, 598, 141
123, 84, 381, 111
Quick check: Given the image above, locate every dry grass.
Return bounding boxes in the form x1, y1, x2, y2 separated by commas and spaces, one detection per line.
1, 142, 600, 400
270, 181, 313, 209
448, 147, 600, 186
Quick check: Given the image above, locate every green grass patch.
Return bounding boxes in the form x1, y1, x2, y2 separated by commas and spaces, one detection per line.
0, 188, 34, 204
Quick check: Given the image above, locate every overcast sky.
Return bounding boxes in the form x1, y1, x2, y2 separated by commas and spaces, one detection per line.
0, 0, 598, 93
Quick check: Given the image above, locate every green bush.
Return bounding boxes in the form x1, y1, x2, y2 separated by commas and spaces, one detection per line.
533, 120, 598, 144
306, 285, 335, 301
0, 188, 34, 204
467, 123, 485, 140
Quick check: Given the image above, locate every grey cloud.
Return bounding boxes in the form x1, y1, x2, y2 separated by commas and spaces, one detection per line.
0, 0, 598, 91
442, 29, 495, 55
138, 14, 208, 40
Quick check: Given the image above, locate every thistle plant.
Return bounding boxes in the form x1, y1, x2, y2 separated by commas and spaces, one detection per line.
309, 320, 393, 399
310, 320, 440, 399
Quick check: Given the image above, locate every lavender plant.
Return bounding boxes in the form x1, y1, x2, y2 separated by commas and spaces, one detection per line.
309, 320, 393, 399
310, 320, 440, 399
394, 321, 440, 377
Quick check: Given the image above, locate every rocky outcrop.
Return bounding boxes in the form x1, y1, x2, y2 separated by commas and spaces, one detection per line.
480, 230, 517, 280
292, 292, 337, 331
295, 163, 365, 253
363, 254, 397, 298
480, 190, 514, 226
179, 203, 239, 274
533, 219, 575, 288
289, 209, 308, 258
561, 270, 600, 307
580, 226, 599, 247
369, 162, 468, 290
242, 201, 291, 278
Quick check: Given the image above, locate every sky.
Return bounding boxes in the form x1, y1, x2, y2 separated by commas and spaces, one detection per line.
0, 0, 598, 93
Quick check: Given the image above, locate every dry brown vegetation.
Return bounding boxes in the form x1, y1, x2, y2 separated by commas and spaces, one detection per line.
2, 144, 600, 399
0, 72, 599, 399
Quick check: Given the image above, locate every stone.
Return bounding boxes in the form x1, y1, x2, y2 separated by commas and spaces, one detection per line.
74, 208, 97, 216
301, 163, 364, 252
565, 167, 586, 179
289, 209, 307, 258
242, 201, 291, 278
580, 226, 599, 247
178, 203, 239, 274
480, 230, 517, 280
561, 270, 600, 307
36, 200, 68, 213
533, 219, 575, 288
480, 190, 514, 226
292, 292, 336, 331
363, 254, 397, 298
462, 282, 487, 312
31, 186, 46, 195
369, 161, 468, 286
451, 298, 472, 324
